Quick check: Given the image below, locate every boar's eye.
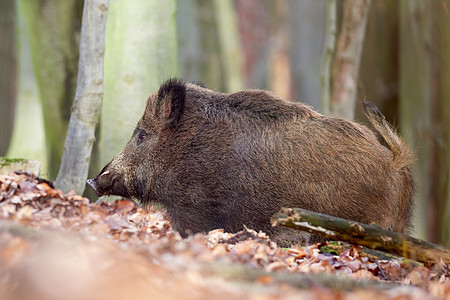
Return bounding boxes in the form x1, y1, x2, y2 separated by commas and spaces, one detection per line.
136, 129, 147, 145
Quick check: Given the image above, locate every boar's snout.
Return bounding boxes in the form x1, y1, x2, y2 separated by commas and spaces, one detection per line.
87, 168, 131, 198
86, 178, 103, 197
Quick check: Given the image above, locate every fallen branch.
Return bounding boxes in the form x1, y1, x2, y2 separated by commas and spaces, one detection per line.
271, 207, 450, 265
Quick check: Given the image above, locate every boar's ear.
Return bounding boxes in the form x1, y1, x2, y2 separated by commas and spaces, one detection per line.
156, 78, 186, 129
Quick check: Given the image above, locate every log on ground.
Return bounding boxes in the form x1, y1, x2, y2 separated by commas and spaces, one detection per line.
271, 207, 450, 265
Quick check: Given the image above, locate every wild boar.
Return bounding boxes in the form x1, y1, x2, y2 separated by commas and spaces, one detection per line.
87, 78, 414, 243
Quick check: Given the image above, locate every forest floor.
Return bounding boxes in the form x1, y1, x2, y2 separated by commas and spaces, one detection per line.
0, 172, 448, 300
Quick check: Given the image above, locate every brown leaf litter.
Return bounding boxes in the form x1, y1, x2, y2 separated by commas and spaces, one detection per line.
0, 172, 448, 299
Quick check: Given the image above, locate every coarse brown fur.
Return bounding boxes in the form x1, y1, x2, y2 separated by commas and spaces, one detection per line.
88, 79, 414, 244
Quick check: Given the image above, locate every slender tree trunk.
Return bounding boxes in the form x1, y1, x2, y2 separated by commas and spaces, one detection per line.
399, 0, 433, 241
330, 0, 371, 120
18, 0, 81, 179
55, 0, 110, 195
320, 0, 337, 115
0, 0, 16, 156
99, 0, 178, 167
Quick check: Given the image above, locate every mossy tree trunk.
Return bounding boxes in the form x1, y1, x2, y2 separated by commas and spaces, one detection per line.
18, 0, 82, 179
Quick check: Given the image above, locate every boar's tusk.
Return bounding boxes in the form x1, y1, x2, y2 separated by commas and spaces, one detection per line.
100, 170, 110, 178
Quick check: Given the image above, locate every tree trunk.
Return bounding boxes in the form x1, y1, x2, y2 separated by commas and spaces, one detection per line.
330, 0, 371, 120
99, 0, 178, 167
356, 0, 399, 126
177, 0, 202, 84
6, 2, 47, 174
234, 0, 271, 90
55, 0, 110, 195
434, 0, 450, 248
320, 0, 337, 115
178, 0, 232, 92
0, 0, 16, 156
399, 0, 433, 241
288, 0, 326, 109
18, 0, 81, 179
212, 0, 244, 92
267, 1, 291, 100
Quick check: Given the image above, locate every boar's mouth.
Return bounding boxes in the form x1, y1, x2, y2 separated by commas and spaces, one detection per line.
87, 174, 131, 199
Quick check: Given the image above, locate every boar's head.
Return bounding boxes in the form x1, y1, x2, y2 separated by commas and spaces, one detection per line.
87, 79, 186, 202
